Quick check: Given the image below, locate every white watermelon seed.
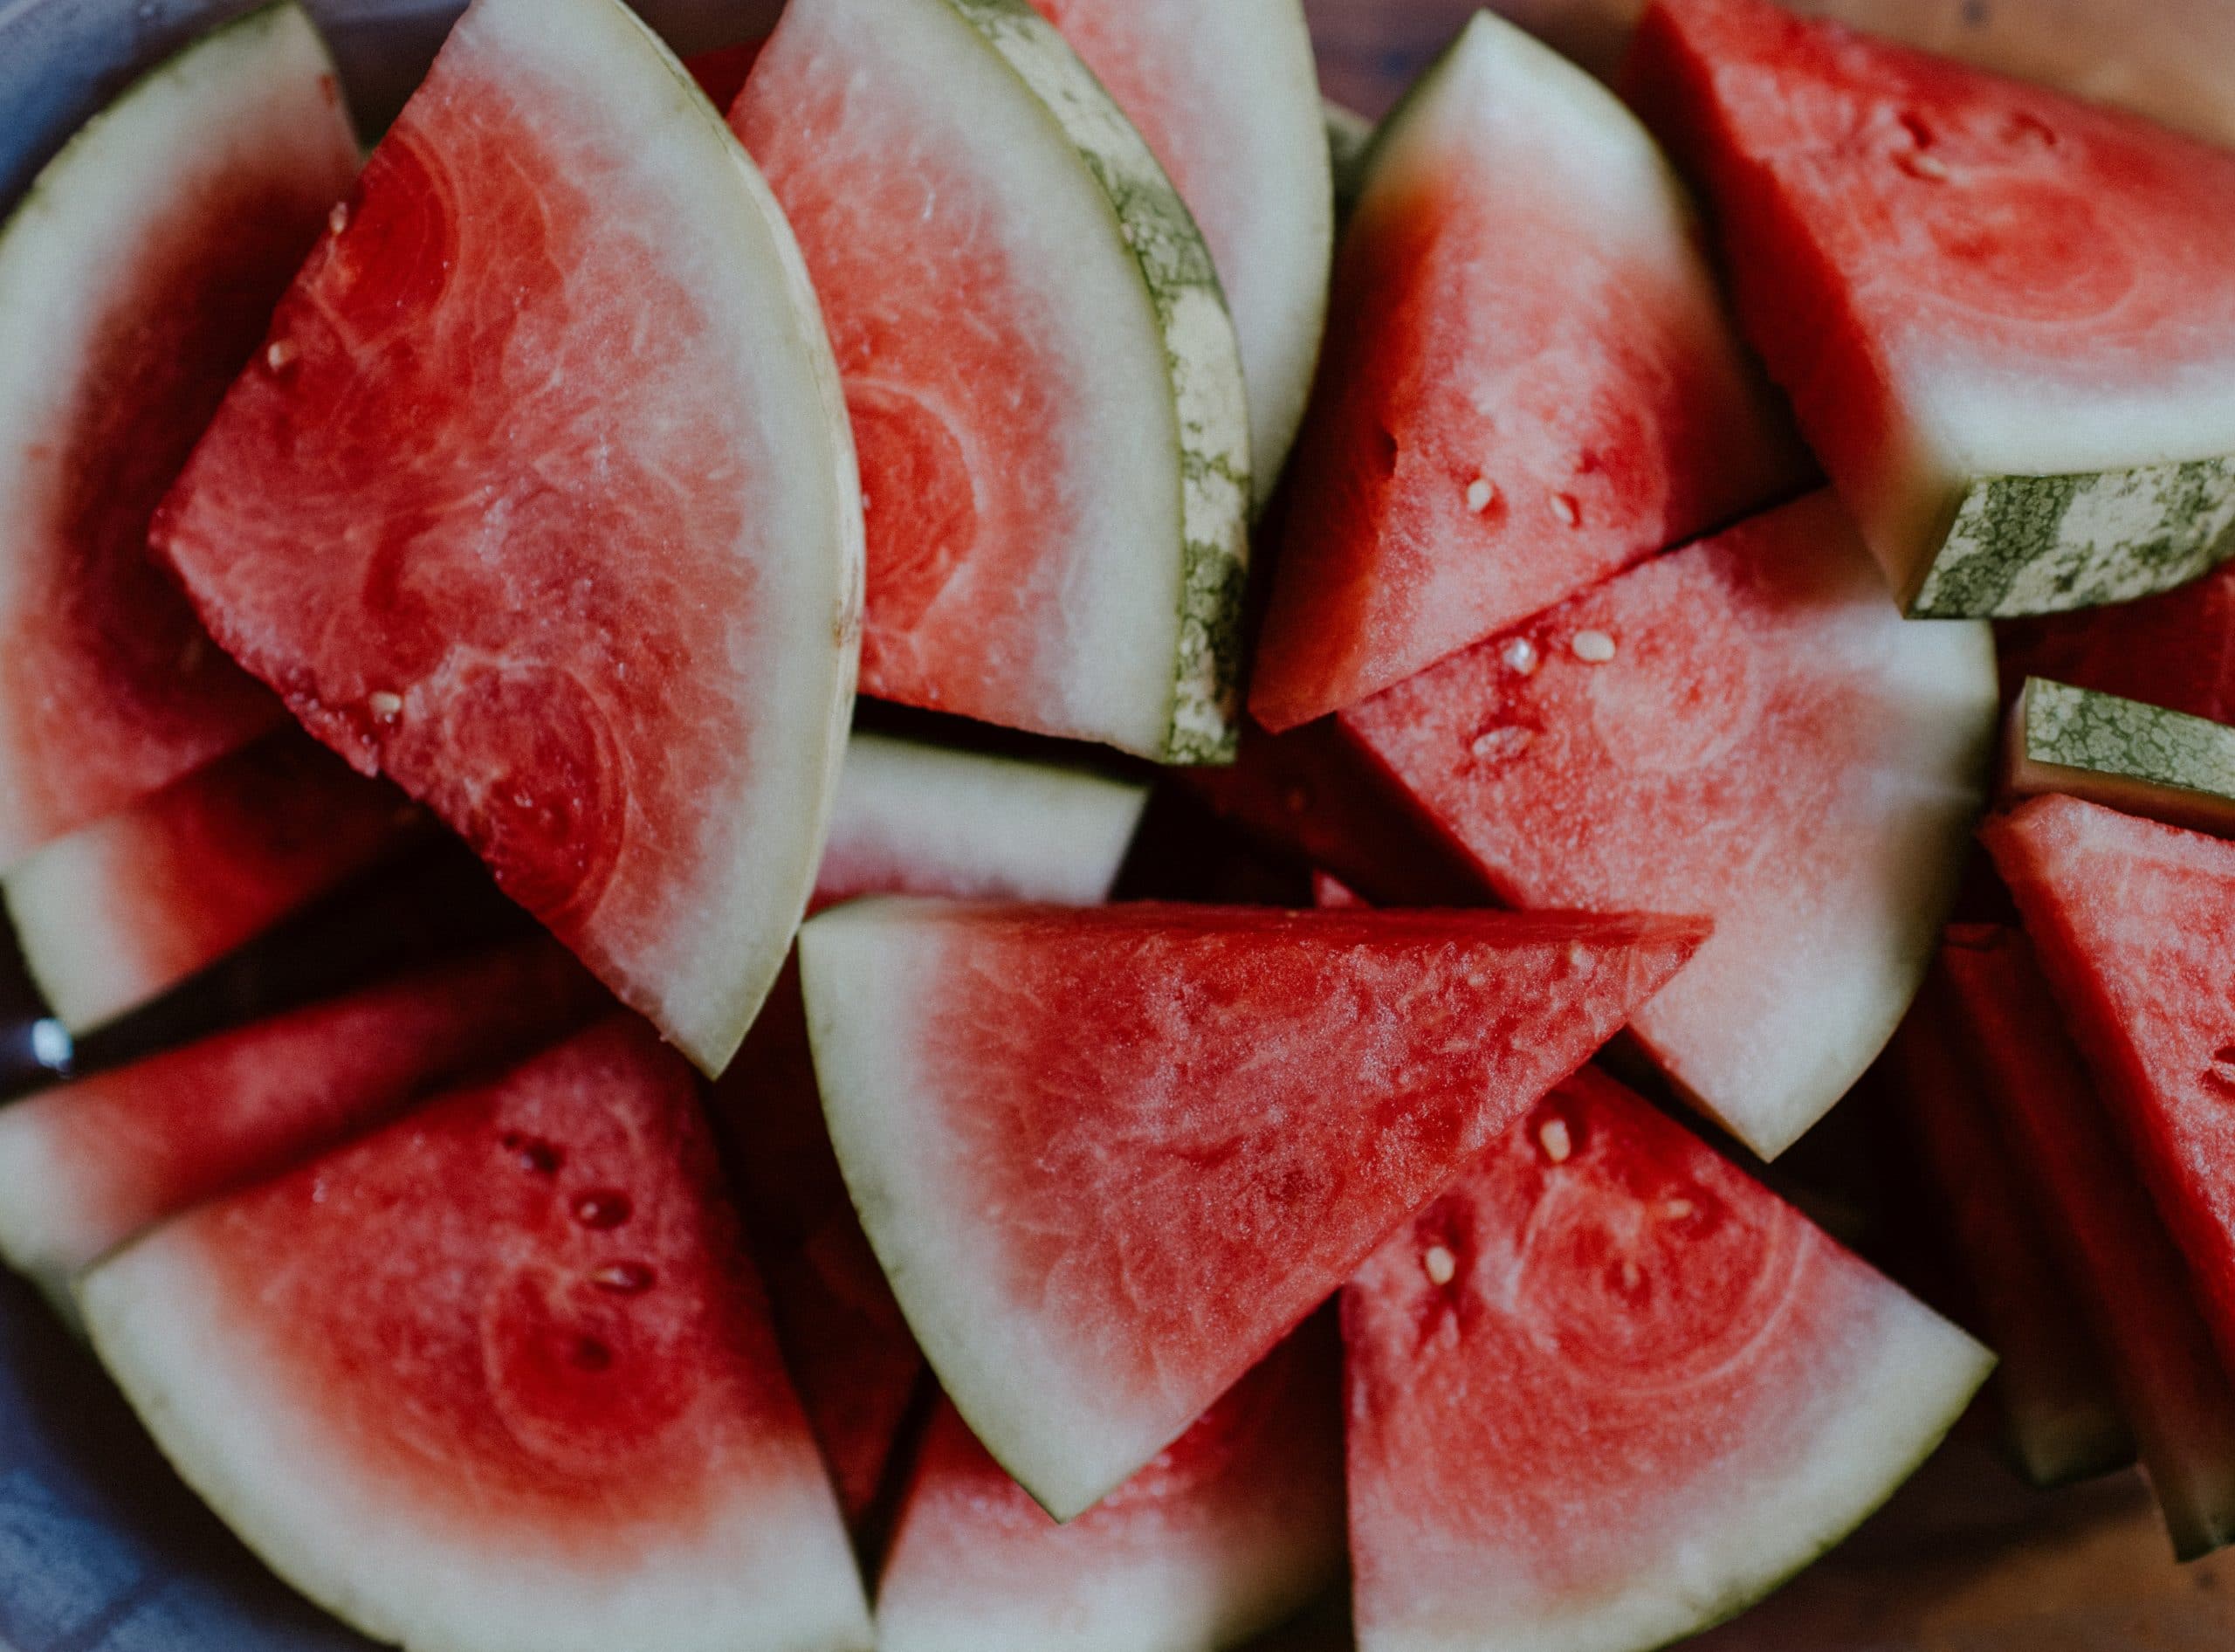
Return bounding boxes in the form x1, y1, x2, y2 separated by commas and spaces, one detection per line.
1621, 1259, 1643, 1291
1502, 637, 1539, 676
1549, 492, 1580, 527
1539, 1118, 1572, 1164
1664, 1198, 1695, 1219
1422, 1244, 1457, 1285
1468, 725, 1533, 763
1571, 630, 1617, 664
265, 338, 299, 373
328, 201, 350, 237
1466, 477, 1496, 513
1901, 151, 1950, 182
368, 691, 403, 722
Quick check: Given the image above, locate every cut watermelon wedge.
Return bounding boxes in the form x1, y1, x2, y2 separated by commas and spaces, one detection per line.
801, 898, 1707, 1518
1629, 0, 2235, 616
734, 0, 1249, 762
1997, 559, 2235, 722
79, 1016, 873, 1652
2005, 677, 2235, 837
0, 3, 358, 864
4, 732, 423, 1033
1026, 0, 1331, 503
1984, 796, 2235, 1382
1940, 925, 2235, 1561
877, 1320, 1344, 1652
151, 0, 863, 1076
0, 940, 602, 1304
1248, 10, 1804, 733
1341, 491, 1998, 1159
1344, 1065, 1991, 1652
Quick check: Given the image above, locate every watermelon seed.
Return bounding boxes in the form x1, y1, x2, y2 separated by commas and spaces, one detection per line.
368, 691, 403, 723
2204, 1045, 2235, 1095
591, 1262, 655, 1295
500, 1132, 562, 1175
1538, 1118, 1573, 1164
1898, 151, 1951, 182
1663, 1198, 1695, 1220
1422, 1244, 1457, 1285
265, 338, 299, 374
1620, 1259, 1643, 1291
573, 1189, 633, 1229
327, 201, 350, 237
1571, 630, 1617, 664
1502, 637, 1539, 676
1468, 725, 1534, 764
1549, 492, 1581, 527
569, 1335, 615, 1373
1466, 477, 1496, 513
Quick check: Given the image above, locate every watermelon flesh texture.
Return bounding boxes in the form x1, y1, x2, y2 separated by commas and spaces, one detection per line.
801, 898, 1708, 1519
1340, 490, 1998, 1160
1026, 0, 1331, 506
1883, 978, 2132, 1489
734, 0, 1249, 764
0, 939, 604, 1306
1344, 1065, 1991, 1652
1249, 10, 1805, 733
151, 0, 864, 1077
876, 1319, 1344, 1652
2005, 677, 2235, 838
79, 1015, 873, 1652
3, 730, 424, 1033
1940, 924, 2235, 1561
1628, 0, 2235, 617
0, 3, 359, 864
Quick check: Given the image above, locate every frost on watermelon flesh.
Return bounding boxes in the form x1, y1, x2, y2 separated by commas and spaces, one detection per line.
1996, 557, 2235, 721
150, 0, 864, 1077
3, 730, 425, 1034
1248, 10, 1805, 733
1025, 0, 1331, 506
734, 0, 1249, 763
1344, 1065, 1991, 1652
0, 939, 602, 1306
78, 1015, 873, 1652
2005, 677, 2235, 839
1628, 0, 2235, 617
1883, 975, 2131, 1489
1340, 491, 1998, 1160
801, 898, 1708, 1519
0, 3, 359, 865
876, 1318, 1344, 1652
1940, 924, 2235, 1561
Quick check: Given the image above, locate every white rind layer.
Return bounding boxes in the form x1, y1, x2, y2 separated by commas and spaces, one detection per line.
0, 1096, 94, 1314
3, 815, 160, 1033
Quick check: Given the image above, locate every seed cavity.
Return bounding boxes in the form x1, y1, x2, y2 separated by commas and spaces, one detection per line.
1502, 637, 1539, 676
1468, 724, 1534, 764
499, 1132, 562, 1175
573, 1189, 633, 1229
1663, 1198, 1695, 1220
592, 1262, 655, 1295
1549, 492, 1581, 527
1571, 630, 1617, 664
570, 1335, 615, 1373
1422, 1244, 1457, 1285
1539, 1118, 1573, 1165
1466, 477, 1496, 514
1900, 150, 1951, 182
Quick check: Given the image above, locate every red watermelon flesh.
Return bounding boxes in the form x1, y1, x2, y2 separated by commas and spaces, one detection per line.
0, 6, 361, 863
1340, 491, 1998, 1160
1940, 923, 2235, 1560
3, 730, 424, 1033
1996, 559, 2235, 720
0, 939, 603, 1302
1344, 1065, 1991, 1652
1249, 10, 1803, 732
687, 39, 764, 109
151, 0, 863, 1076
78, 1015, 872, 1652
875, 1320, 1344, 1652
802, 898, 1708, 1518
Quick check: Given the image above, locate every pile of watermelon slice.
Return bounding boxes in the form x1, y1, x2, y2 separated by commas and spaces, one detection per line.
13, 0, 2235, 1643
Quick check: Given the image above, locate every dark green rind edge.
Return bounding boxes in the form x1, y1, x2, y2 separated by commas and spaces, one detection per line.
1909, 458, 2235, 618
2019, 678, 2235, 805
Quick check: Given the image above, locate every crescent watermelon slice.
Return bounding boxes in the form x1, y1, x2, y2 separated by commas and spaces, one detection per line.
0, 3, 358, 865
1629, 0, 2235, 616
1248, 10, 1805, 733
732, 0, 1250, 763
78, 1016, 873, 1652
801, 898, 1707, 1518
875, 1320, 1344, 1652
1344, 1065, 1991, 1652
1340, 491, 1998, 1160
150, 0, 863, 1076
2005, 677, 2235, 838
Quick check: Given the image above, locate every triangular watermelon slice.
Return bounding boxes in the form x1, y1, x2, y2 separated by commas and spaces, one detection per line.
1340, 491, 1998, 1159
801, 898, 1707, 1518
732, 0, 1250, 763
79, 1016, 873, 1652
2005, 677, 2235, 838
0, 3, 358, 864
1248, 10, 1804, 733
1939, 925, 2235, 1560
3, 731, 424, 1033
1629, 0, 2235, 616
1344, 1065, 1991, 1652
151, 0, 863, 1076
876, 1320, 1344, 1652
0, 940, 602, 1305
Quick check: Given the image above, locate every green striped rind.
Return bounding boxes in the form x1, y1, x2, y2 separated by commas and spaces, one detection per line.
946, 0, 1250, 765
2015, 677, 2235, 808
1324, 100, 1374, 222
1909, 458, 2235, 618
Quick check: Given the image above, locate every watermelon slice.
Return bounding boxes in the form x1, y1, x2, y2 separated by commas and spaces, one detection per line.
1628, 0, 2235, 616
0, 940, 602, 1305
2005, 677, 2235, 837
1344, 1064, 1992, 1652
79, 1015, 872, 1652
150, 0, 864, 1076
0, 3, 359, 864
1340, 491, 1998, 1159
1997, 558, 2235, 721
801, 898, 1707, 1518
1248, 10, 1804, 733
1883, 985, 2132, 1489
3, 732, 423, 1033
875, 1320, 1344, 1652
732, 0, 1249, 763
1025, 0, 1331, 504
1940, 925, 2235, 1560
1984, 795, 2235, 1382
